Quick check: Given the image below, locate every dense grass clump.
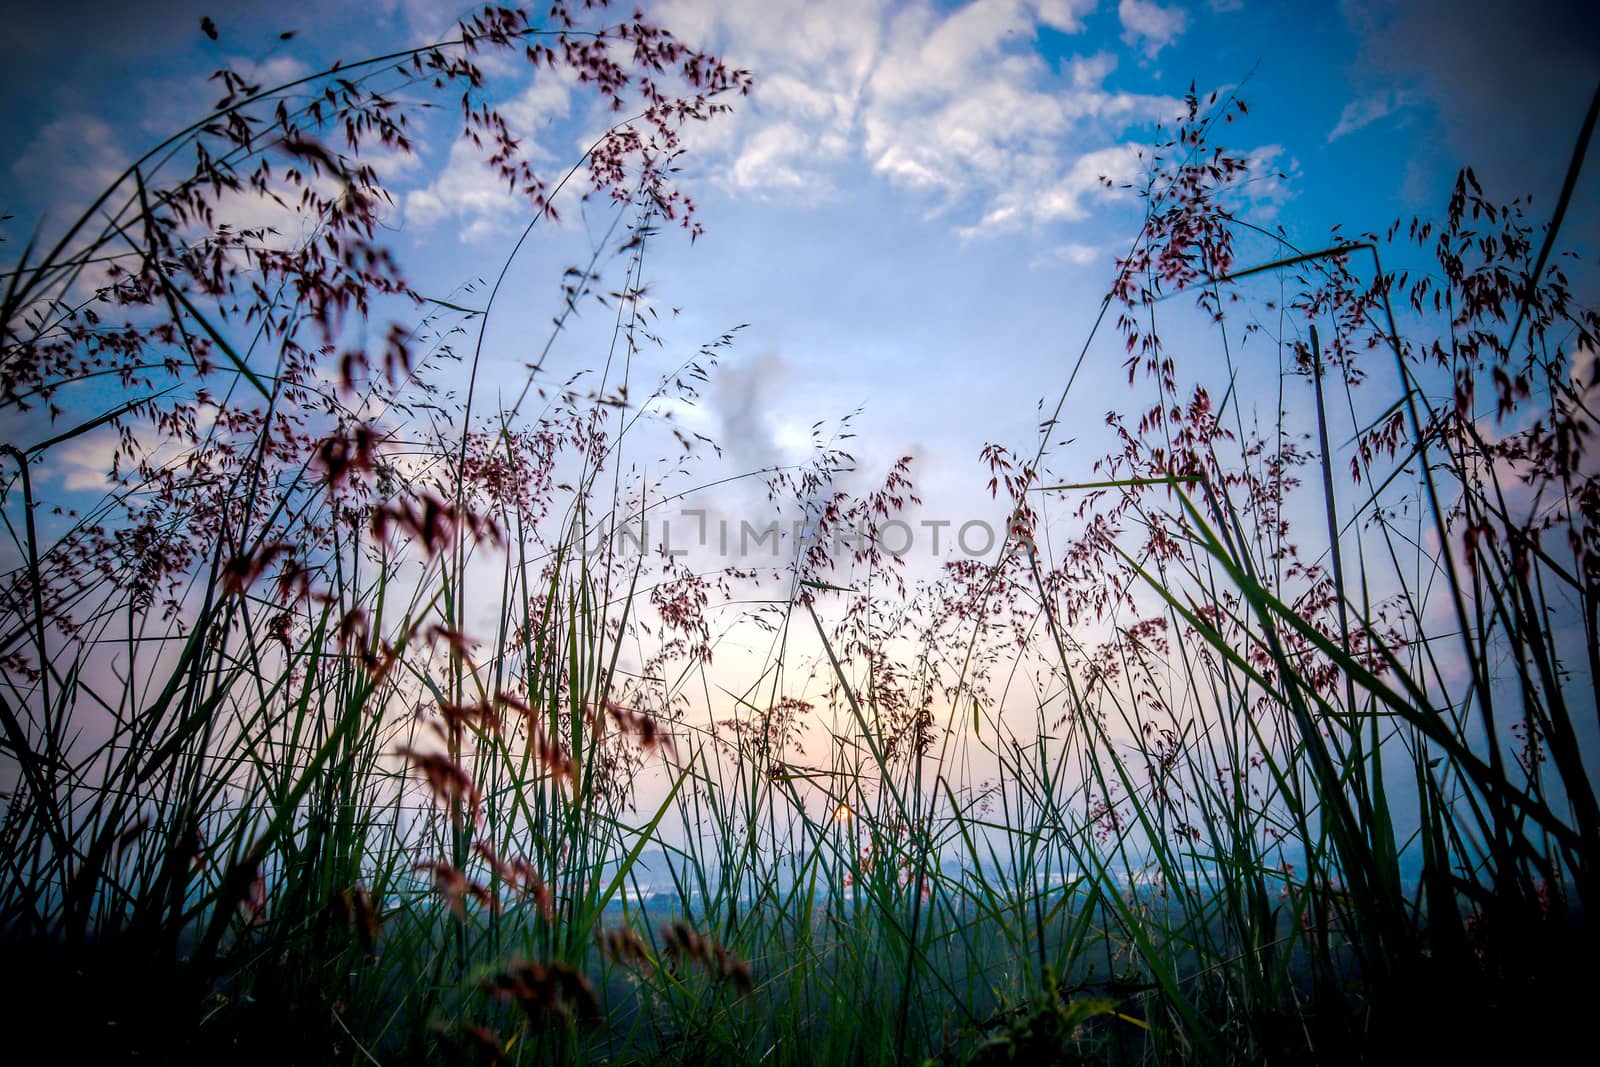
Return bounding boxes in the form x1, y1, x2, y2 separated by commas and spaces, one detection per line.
3, 6, 1598, 1062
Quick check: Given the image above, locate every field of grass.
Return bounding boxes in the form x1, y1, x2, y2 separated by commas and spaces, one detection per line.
2, 6, 1597, 1063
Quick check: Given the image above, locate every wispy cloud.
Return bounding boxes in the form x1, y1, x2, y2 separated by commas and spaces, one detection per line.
1327, 88, 1417, 142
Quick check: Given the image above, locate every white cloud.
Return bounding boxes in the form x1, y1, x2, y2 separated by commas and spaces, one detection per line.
730, 122, 822, 191
1030, 240, 1108, 269
960, 141, 1144, 237
1117, 0, 1189, 59
400, 65, 583, 241
404, 139, 528, 241
54, 428, 128, 492
1036, 0, 1100, 31
50, 402, 222, 493
8, 114, 128, 213
1327, 88, 1419, 142
1066, 51, 1119, 90
1237, 143, 1299, 221
659, 0, 1180, 233
405, 154, 517, 241
501, 65, 578, 153
5, 115, 137, 296
237, 54, 313, 94
1040, 143, 1146, 219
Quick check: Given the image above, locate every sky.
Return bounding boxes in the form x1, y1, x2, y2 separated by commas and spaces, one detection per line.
2, 0, 1599, 708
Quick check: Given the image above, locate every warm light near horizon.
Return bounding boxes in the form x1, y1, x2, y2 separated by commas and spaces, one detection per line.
834, 803, 853, 822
